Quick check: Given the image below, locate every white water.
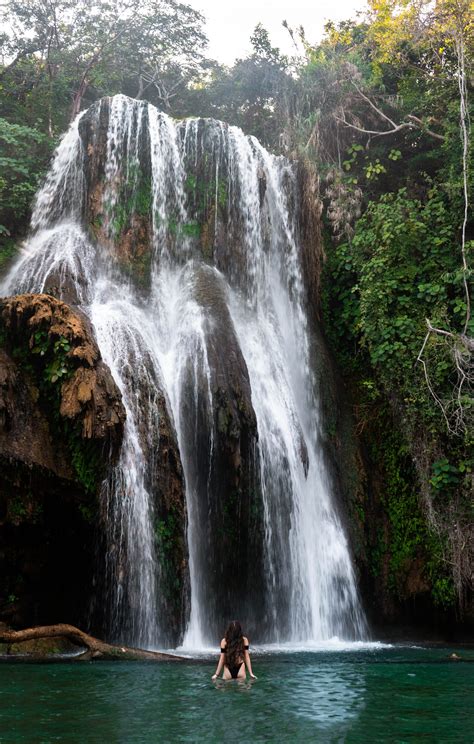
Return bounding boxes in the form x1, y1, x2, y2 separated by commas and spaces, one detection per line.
175, 639, 390, 658
1, 94, 367, 648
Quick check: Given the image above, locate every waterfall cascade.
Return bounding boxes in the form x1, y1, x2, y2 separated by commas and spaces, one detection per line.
1, 95, 367, 648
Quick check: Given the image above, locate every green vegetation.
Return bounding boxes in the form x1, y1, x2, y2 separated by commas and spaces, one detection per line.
0, 118, 50, 258
2, 317, 104, 496
0, 0, 208, 257
308, 1, 472, 611
154, 508, 184, 606
7, 493, 43, 526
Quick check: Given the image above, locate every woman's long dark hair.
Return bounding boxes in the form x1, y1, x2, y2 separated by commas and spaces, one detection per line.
224, 620, 244, 667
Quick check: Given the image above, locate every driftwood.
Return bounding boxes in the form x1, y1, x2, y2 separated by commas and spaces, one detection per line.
0, 624, 186, 662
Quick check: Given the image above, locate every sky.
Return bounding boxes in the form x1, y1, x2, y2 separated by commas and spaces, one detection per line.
186, 0, 369, 64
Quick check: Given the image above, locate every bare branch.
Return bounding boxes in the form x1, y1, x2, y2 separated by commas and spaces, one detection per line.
416, 19, 472, 437
417, 330, 452, 432
417, 319, 473, 436
406, 115, 445, 141
351, 80, 399, 129
70, 26, 127, 119
334, 82, 447, 142
334, 113, 415, 137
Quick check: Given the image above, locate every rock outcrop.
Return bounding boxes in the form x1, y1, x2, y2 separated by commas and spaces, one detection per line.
1, 293, 125, 448
79, 99, 153, 288
0, 293, 125, 629
186, 265, 266, 637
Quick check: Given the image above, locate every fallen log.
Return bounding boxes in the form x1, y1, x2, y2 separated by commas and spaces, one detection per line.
0, 624, 186, 661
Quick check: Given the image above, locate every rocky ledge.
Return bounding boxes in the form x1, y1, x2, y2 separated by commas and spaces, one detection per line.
0, 293, 125, 628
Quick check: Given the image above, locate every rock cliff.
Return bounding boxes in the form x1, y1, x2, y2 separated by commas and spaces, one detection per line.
0, 293, 125, 628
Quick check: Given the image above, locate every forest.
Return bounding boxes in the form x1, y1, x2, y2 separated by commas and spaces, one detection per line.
0, 0, 472, 634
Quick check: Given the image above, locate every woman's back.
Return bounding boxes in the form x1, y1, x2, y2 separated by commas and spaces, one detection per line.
212, 622, 256, 681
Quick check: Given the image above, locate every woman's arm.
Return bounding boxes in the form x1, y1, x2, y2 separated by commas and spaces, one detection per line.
243, 636, 257, 679
212, 639, 226, 679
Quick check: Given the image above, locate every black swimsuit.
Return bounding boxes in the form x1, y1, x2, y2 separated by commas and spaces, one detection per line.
221, 644, 249, 679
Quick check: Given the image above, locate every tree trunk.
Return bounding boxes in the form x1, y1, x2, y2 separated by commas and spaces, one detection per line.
71, 78, 89, 121
0, 624, 186, 662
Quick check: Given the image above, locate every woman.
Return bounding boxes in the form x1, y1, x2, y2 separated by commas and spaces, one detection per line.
211, 620, 257, 681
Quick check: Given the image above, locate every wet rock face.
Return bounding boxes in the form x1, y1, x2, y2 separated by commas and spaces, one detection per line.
1, 293, 125, 450
0, 293, 125, 628
296, 162, 324, 325
74, 100, 270, 638
0, 347, 73, 480
152, 386, 189, 641
79, 98, 153, 289
180, 266, 266, 638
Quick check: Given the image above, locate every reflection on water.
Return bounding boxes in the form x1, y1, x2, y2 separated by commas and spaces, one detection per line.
292, 665, 365, 731
0, 648, 473, 743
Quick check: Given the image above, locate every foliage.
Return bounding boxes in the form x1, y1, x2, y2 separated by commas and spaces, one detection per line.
69, 430, 104, 495
322, 183, 472, 607
0, 0, 209, 125
2, 320, 104, 495
0, 118, 51, 252
313, 1, 473, 611
365, 416, 456, 605
7, 493, 43, 526
155, 509, 184, 602
0, 0, 210, 256
182, 24, 293, 146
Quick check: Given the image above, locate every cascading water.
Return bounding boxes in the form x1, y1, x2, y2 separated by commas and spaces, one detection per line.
1, 94, 367, 648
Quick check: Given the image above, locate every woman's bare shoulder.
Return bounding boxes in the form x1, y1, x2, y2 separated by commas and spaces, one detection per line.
221, 638, 226, 647
243, 636, 249, 644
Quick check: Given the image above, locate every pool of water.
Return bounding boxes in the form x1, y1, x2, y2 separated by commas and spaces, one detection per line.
1, 645, 473, 742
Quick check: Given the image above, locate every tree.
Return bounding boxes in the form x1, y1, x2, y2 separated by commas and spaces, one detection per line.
0, 0, 209, 254
190, 24, 293, 147
0, 0, 209, 130
0, 623, 184, 660
288, 3, 473, 611
0, 118, 49, 259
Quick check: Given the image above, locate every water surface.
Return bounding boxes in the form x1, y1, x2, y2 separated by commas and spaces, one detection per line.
1, 645, 473, 742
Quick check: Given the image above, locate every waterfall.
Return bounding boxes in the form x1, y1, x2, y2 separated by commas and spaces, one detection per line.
1, 94, 367, 647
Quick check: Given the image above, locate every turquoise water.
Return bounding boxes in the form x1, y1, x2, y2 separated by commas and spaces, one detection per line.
1, 645, 473, 743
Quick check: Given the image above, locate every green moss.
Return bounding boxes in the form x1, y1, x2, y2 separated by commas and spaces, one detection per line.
217, 406, 230, 434
78, 502, 98, 524
103, 156, 153, 240
120, 249, 152, 291
2, 319, 105, 499
135, 182, 152, 217
182, 221, 201, 238
364, 409, 455, 605
154, 508, 184, 602
70, 430, 103, 495
110, 202, 129, 238
184, 170, 228, 220
7, 493, 43, 526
